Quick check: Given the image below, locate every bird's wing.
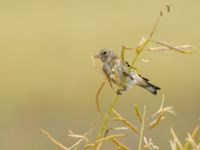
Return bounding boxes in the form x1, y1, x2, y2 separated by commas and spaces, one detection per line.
138, 75, 149, 81
121, 63, 138, 79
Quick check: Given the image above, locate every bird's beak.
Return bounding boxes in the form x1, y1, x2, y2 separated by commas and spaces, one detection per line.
94, 53, 101, 58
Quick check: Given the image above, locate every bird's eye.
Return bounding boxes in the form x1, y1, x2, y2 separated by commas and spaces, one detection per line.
103, 51, 107, 55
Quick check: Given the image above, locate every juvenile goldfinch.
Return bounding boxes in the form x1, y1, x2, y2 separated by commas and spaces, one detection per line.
95, 49, 160, 95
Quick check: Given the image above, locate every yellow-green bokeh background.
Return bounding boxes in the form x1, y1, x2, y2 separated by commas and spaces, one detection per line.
0, 0, 199, 149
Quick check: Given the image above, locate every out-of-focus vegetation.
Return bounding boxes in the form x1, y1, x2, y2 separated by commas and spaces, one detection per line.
0, 0, 199, 150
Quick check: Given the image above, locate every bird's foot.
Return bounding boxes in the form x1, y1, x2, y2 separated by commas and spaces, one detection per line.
116, 86, 127, 95
117, 89, 122, 95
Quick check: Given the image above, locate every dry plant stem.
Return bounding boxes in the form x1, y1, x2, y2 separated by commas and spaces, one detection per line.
134, 104, 143, 123
96, 134, 128, 143
148, 112, 164, 129
184, 126, 199, 149
138, 106, 147, 150
68, 139, 84, 150
170, 128, 184, 150
112, 138, 129, 150
41, 128, 69, 150
112, 108, 139, 134
150, 40, 193, 54
146, 45, 195, 53
96, 77, 108, 112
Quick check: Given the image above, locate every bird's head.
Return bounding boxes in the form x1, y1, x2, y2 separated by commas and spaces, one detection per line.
94, 49, 118, 63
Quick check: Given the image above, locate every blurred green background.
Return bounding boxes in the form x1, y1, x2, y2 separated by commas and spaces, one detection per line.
0, 0, 199, 149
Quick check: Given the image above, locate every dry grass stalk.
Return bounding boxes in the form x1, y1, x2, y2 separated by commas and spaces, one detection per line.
112, 108, 139, 134
170, 139, 177, 150
41, 126, 94, 150
113, 127, 129, 131
148, 95, 175, 129
96, 142, 103, 150
87, 134, 128, 149
84, 142, 103, 150
170, 128, 184, 150
84, 143, 95, 149
134, 104, 143, 123
152, 95, 176, 117
150, 40, 194, 54
120, 42, 135, 50
96, 134, 128, 144
112, 138, 130, 150
41, 128, 69, 150
148, 112, 164, 129
185, 133, 200, 150
68, 130, 90, 142
104, 127, 129, 137
184, 126, 200, 150
96, 77, 108, 112
120, 42, 132, 65
68, 125, 95, 148
68, 138, 85, 150
138, 106, 147, 150
143, 137, 159, 150
147, 44, 195, 52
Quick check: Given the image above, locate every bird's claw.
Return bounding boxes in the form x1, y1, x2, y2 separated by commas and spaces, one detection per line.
117, 89, 122, 95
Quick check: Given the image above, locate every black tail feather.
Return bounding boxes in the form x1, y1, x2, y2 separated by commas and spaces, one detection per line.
145, 82, 161, 95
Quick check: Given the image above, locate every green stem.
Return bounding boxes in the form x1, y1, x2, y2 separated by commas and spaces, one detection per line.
97, 94, 119, 139
94, 94, 119, 150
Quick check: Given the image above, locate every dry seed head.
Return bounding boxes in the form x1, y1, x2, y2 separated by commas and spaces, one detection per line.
148, 113, 164, 129
134, 104, 143, 123
143, 137, 159, 150
185, 133, 200, 150
68, 130, 89, 142
152, 95, 176, 118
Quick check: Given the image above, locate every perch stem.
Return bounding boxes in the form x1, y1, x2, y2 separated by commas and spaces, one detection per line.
97, 94, 119, 139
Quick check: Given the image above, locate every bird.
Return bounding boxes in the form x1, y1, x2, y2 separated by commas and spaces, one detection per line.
95, 48, 160, 95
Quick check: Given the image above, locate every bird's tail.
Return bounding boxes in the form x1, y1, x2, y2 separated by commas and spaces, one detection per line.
144, 82, 161, 95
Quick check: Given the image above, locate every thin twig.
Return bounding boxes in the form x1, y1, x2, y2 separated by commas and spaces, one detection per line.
68, 139, 84, 150
41, 128, 69, 150
112, 138, 130, 150
150, 40, 193, 54
96, 77, 108, 112
138, 106, 147, 150
112, 109, 139, 134
170, 128, 184, 150
134, 104, 143, 124
96, 134, 128, 144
